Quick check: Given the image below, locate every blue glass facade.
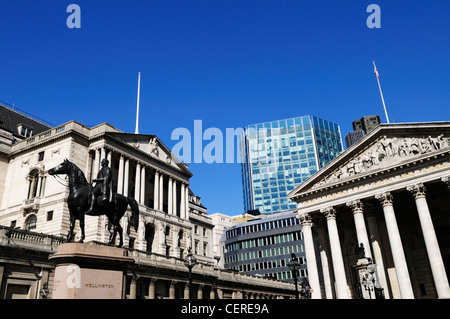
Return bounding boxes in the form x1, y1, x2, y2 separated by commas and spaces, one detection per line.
240, 115, 343, 215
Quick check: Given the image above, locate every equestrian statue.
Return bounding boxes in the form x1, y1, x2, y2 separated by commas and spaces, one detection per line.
48, 159, 139, 247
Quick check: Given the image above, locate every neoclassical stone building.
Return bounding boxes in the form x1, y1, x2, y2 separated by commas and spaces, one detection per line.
288, 122, 450, 299
0, 108, 295, 299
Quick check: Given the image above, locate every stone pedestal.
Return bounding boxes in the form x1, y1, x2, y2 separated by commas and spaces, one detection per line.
353, 257, 384, 299
49, 243, 134, 299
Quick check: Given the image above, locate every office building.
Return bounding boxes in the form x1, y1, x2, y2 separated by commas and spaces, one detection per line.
345, 115, 381, 148
240, 115, 343, 215
345, 129, 365, 149
352, 115, 381, 134
222, 210, 307, 283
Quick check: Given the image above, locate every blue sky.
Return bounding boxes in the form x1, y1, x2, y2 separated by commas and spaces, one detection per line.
1, 1, 449, 215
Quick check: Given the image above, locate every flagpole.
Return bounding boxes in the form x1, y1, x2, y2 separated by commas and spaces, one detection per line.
135, 72, 141, 134
373, 60, 390, 124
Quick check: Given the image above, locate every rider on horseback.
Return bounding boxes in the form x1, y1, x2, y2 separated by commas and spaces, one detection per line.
85, 158, 113, 215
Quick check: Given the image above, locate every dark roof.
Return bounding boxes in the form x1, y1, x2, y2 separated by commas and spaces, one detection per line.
0, 104, 52, 138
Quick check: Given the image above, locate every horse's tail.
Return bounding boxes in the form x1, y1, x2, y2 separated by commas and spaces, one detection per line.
128, 197, 139, 232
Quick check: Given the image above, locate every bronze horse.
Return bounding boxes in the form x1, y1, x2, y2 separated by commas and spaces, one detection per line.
48, 159, 139, 247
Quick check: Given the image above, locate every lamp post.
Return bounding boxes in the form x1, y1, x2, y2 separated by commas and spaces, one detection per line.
184, 248, 197, 299
39, 282, 49, 299
361, 264, 377, 299
287, 253, 300, 299
300, 280, 312, 299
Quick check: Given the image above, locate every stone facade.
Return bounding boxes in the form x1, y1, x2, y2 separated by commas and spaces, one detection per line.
0, 118, 296, 299
288, 122, 450, 299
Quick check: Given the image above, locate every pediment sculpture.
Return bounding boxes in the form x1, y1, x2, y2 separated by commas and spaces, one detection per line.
315, 134, 449, 187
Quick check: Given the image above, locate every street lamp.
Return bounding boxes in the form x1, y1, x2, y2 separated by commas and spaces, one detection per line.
300, 280, 312, 299
184, 248, 197, 299
39, 282, 49, 299
287, 253, 300, 299
361, 264, 377, 299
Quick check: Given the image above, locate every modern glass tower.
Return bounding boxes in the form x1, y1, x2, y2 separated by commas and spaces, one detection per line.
240, 115, 343, 215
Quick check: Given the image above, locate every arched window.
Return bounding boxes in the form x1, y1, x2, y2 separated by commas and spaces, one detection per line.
25, 214, 37, 230
26, 168, 43, 199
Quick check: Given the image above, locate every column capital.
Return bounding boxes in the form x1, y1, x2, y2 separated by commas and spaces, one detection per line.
375, 192, 394, 207
131, 273, 140, 282
441, 176, 450, 191
406, 183, 426, 199
346, 199, 363, 214
297, 213, 313, 226
320, 206, 336, 220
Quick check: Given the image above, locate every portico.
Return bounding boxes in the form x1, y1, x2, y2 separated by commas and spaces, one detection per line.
86, 145, 190, 220
288, 122, 450, 299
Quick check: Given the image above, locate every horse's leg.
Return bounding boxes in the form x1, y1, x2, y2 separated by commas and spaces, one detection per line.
116, 222, 123, 248
68, 213, 76, 242
78, 212, 85, 243
106, 213, 115, 246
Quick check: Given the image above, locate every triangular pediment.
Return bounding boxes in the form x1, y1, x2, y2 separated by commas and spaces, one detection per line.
107, 132, 192, 177
288, 122, 450, 200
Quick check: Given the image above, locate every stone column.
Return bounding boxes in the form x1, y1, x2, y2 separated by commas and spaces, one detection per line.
129, 274, 138, 299
315, 217, 335, 299
93, 148, 100, 179
346, 199, 372, 260
210, 285, 216, 299
185, 184, 190, 219
154, 171, 159, 210
159, 173, 164, 212
298, 213, 322, 299
117, 155, 124, 194
140, 165, 146, 205
198, 284, 204, 299
36, 174, 42, 197
0, 264, 4, 293
169, 281, 176, 299
107, 149, 112, 166
320, 206, 349, 299
135, 162, 141, 203
123, 158, 129, 197
180, 183, 186, 219
407, 183, 450, 299
85, 151, 93, 183
365, 204, 390, 299
148, 278, 156, 299
173, 179, 178, 217
168, 177, 173, 215
375, 192, 414, 299
184, 282, 189, 299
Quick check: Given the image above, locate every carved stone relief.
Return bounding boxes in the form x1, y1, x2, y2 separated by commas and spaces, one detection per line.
315, 134, 450, 187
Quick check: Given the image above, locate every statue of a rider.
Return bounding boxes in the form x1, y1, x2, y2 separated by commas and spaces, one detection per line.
85, 158, 113, 214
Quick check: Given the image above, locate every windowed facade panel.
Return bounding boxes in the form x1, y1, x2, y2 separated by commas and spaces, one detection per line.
241, 115, 343, 214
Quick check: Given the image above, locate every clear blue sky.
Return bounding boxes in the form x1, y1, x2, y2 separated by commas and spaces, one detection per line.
1, 1, 449, 215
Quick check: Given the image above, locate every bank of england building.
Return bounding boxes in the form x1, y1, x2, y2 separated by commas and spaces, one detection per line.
0, 104, 295, 299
